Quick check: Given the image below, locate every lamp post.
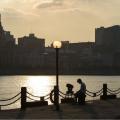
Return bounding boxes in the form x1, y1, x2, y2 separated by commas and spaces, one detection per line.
53, 41, 62, 110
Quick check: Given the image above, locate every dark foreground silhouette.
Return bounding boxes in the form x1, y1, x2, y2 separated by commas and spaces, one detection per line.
0, 99, 120, 119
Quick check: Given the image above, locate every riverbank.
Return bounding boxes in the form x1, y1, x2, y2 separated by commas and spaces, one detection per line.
1, 69, 120, 76
1, 67, 120, 76
0, 99, 120, 119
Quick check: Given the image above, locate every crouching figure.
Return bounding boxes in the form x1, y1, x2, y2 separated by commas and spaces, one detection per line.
66, 84, 74, 98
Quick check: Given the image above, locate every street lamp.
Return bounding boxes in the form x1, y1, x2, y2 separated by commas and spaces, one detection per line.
53, 41, 62, 110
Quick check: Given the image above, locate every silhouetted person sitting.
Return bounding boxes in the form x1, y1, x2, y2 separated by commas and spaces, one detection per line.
66, 84, 74, 98
74, 79, 86, 105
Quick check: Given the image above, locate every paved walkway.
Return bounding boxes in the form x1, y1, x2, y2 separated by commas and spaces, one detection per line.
0, 99, 120, 119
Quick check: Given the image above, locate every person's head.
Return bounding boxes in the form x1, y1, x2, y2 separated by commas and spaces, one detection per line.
77, 79, 82, 84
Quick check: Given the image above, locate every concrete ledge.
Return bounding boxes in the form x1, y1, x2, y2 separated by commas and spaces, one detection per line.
26, 101, 48, 107
1, 99, 120, 119
100, 95, 117, 100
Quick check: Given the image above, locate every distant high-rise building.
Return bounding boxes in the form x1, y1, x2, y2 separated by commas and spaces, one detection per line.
0, 14, 6, 44
0, 14, 15, 48
95, 25, 120, 50
95, 25, 120, 67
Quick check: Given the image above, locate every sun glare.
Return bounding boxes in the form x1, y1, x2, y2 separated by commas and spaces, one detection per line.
26, 76, 53, 96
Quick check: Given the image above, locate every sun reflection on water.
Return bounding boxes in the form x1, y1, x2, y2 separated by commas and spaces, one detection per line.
26, 76, 55, 97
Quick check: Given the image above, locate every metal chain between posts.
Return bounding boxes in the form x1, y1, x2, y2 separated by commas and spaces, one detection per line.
86, 88, 103, 94
59, 91, 66, 96
107, 88, 120, 93
44, 93, 50, 98
95, 91, 103, 97
86, 89, 103, 97
59, 89, 103, 98
0, 97, 21, 106
44, 97, 50, 101
27, 92, 51, 101
114, 91, 120, 95
107, 88, 120, 95
59, 94, 65, 99
107, 90, 115, 95
27, 96, 39, 101
27, 92, 40, 98
85, 92, 94, 97
0, 92, 21, 110
0, 92, 21, 101
59, 90, 75, 98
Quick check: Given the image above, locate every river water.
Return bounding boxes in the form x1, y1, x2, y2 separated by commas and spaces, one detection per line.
0, 75, 120, 110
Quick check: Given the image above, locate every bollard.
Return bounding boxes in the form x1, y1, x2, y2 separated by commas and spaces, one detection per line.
21, 87, 27, 110
100, 84, 117, 100
100, 84, 107, 100
103, 84, 107, 97
40, 97, 44, 101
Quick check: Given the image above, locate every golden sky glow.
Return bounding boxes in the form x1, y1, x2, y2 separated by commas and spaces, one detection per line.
0, 0, 120, 45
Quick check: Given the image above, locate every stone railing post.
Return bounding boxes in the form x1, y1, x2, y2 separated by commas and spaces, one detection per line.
100, 84, 107, 100
21, 87, 27, 110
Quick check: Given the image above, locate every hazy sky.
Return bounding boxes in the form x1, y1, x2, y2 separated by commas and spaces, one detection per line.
0, 0, 120, 45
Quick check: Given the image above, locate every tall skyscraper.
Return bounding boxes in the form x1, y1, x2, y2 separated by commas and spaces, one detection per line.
0, 13, 6, 43
0, 14, 15, 47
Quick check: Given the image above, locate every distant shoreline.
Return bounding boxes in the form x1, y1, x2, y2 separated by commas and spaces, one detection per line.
0, 67, 120, 76
0, 71, 120, 76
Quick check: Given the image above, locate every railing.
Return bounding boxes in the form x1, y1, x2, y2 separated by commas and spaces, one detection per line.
0, 87, 51, 110
0, 84, 120, 110
27, 92, 50, 101
107, 88, 120, 95
59, 89, 103, 99
58, 84, 120, 100
86, 88, 103, 97
0, 92, 21, 110
21, 87, 51, 109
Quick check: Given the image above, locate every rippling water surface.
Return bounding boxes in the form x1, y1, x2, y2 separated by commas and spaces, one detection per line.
0, 75, 120, 110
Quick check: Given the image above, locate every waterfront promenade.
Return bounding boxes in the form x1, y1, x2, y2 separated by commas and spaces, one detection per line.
0, 99, 120, 119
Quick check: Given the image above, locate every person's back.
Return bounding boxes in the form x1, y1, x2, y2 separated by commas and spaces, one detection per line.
75, 79, 86, 104
80, 82, 86, 94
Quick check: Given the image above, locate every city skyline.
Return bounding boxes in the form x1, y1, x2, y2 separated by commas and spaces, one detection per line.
1, 12, 120, 75
0, 0, 120, 45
